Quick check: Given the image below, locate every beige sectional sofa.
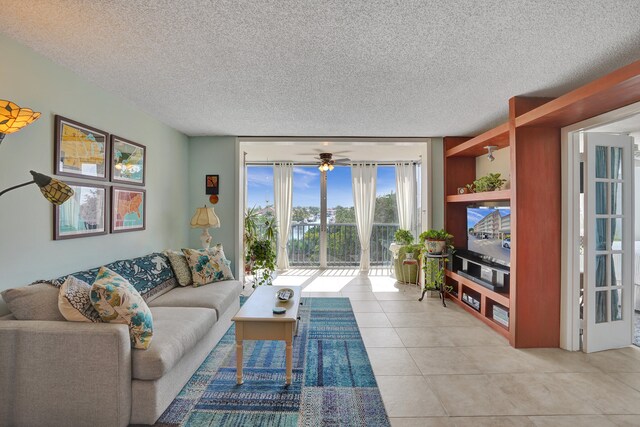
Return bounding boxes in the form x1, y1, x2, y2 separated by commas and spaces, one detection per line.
0, 252, 242, 426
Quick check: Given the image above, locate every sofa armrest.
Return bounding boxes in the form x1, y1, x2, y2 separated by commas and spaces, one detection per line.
0, 320, 132, 427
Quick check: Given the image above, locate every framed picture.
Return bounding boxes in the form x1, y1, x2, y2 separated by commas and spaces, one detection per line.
54, 182, 108, 240
54, 115, 109, 181
205, 174, 219, 195
110, 135, 146, 186
111, 187, 146, 233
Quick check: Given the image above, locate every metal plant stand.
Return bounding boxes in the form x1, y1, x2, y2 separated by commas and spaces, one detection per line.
420, 253, 448, 307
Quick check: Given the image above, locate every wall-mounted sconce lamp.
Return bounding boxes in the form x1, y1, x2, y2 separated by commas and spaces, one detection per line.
485, 145, 497, 162
0, 99, 41, 145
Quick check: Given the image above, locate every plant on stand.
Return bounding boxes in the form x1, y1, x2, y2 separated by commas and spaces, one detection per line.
419, 229, 455, 292
419, 229, 454, 255
244, 206, 278, 287
249, 238, 276, 287
392, 229, 421, 283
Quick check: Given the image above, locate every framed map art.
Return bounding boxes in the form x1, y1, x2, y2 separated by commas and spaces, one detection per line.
111, 135, 146, 186
54, 183, 108, 240
54, 116, 109, 181
111, 187, 146, 233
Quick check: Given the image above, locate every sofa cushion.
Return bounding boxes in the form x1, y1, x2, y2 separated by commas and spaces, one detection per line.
91, 267, 154, 349
131, 306, 217, 380
58, 276, 102, 322
51, 252, 177, 302
1, 282, 65, 321
164, 250, 193, 287
148, 279, 242, 318
181, 248, 234, 286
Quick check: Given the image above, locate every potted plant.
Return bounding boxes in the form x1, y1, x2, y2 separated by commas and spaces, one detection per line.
471, 173, 507, 192
394, 229, 414, 246
244, 206, 278, 285
391, 229, 421, 283
249, 239, 276, 287
419, 229, 454, 255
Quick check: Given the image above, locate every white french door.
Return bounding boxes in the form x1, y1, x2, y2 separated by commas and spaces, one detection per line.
583, 133, 634, 352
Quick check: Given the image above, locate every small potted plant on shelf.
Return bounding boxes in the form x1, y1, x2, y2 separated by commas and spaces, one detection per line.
419, 229, 454, 255
471, 173, 507, 192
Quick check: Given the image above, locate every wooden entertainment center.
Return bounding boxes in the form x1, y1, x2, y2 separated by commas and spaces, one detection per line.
443, 59, 640, 348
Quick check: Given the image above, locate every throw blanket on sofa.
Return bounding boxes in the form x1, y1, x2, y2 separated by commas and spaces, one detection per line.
48, 253, 177, 302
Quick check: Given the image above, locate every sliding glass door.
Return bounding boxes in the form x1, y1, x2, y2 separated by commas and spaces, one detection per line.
247, 163, 411, 268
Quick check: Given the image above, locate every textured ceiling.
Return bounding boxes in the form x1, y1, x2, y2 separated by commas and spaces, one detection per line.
1, 1, 640, 137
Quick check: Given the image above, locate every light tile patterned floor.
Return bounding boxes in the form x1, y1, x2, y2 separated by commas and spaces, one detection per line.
251, 268, 640, 426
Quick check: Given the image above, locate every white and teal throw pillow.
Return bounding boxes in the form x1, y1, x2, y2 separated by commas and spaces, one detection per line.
90, 267, 154, 349
58, 276, 102, 323
182, 247, 234, 287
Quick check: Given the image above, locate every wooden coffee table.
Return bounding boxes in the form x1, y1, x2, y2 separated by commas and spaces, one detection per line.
232, 285, 301, 385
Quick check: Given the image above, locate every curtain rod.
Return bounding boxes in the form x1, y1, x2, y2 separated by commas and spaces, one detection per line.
245, 161, 420, 166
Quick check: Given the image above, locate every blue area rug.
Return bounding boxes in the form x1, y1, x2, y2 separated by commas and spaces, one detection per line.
154, 297, 390, 426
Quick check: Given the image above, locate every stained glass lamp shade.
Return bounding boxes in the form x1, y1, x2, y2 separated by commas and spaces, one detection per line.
0, 171, 74, 205
190, 206, 220, 249
0, 100, 41, 144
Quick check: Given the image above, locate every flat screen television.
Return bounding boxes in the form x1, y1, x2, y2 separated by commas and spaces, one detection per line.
466, 206, 511, 267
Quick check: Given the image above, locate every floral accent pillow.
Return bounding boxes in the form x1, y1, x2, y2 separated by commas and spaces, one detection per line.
90, 267, 154, 349
58, 276, 102, 323
181, 247, 234, 287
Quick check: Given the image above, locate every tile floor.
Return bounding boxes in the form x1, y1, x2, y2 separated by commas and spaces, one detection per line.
261, 268, 640, 426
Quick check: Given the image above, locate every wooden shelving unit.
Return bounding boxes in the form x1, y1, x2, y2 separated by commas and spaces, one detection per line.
441, 59, 640, 349
444, 97, 561, 348
446, 190, 511, 203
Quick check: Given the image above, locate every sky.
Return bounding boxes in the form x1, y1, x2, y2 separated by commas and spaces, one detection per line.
247, 165, 396, 208
467, 207, 511, 227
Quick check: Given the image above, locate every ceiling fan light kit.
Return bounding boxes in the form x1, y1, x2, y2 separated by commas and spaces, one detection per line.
316, 152, 349, 172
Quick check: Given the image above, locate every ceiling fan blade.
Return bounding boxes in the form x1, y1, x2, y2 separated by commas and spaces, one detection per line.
333, 158, 351, 162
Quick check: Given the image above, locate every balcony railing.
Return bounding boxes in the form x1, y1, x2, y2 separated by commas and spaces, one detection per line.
287, 223, 399, 267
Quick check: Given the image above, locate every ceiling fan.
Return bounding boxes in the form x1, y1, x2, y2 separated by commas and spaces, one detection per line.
315, 152, 351, 171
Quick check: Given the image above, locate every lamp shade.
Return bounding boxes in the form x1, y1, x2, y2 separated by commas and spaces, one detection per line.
0, 100, 41, 136
190, 206, 220, 229
30, 171, 74, 205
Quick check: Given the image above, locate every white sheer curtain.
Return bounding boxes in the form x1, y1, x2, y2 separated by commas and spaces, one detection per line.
394, 162, 416, 231
273, 162, 293, 271
351, 163, 377, 272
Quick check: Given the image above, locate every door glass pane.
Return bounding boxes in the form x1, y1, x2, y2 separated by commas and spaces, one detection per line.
596, 182, 608, 214
610, 183, 622, 215
611, 218, 622, 248
596, 291, 608, 323
290, 166, 321, 266
610, 253, 622, 287
595, 219, 607, 250
611, 289, 623, 321
595, 146, 608, 178
595, 255, 607, 287
327, 166, 357, 266
610, 147, 622, 179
